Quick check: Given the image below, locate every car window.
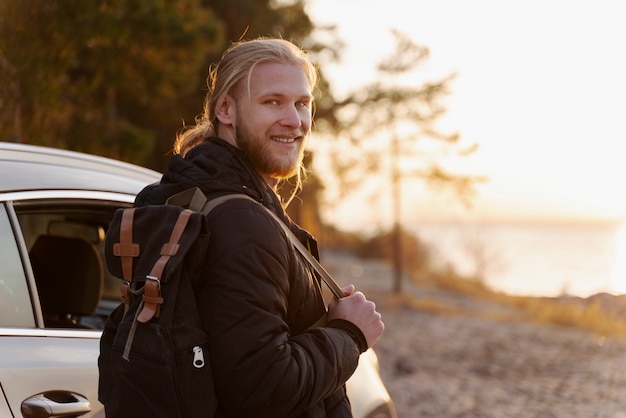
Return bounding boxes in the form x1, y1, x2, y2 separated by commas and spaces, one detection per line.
14, 199, 128, 330
0, 204, 35, 327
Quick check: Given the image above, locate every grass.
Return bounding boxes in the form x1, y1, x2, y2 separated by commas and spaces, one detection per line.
512, 296, 626, 338
422, 271, 626, 339
372, 290, 465, 316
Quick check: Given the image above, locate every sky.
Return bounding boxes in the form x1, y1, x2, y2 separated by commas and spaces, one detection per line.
305, 0, 626, 227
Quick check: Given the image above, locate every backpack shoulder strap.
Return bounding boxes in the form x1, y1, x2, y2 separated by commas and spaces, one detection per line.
165, 187, 207, 211
198, 192, 345, 299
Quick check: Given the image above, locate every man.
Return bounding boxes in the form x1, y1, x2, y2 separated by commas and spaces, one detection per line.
135, 37, 384, 417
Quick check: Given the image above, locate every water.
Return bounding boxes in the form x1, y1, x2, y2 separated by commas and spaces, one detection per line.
409, 221, 626, 298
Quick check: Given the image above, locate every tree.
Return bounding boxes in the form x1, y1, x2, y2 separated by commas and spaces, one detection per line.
0, 0, 328, 171
314, 30, 484, 292
0, 1, 224, 166
0, 3, 483, 294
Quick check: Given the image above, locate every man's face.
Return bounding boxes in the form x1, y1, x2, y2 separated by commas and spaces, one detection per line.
225, 62, 313, 186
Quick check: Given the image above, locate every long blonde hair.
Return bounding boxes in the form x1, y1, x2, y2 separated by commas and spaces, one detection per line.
173, 38, 318, 204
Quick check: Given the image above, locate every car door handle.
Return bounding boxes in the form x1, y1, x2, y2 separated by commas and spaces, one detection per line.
21, 390, 91, 417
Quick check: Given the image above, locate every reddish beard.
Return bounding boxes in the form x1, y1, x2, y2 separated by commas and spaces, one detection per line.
234, 116, 306, 180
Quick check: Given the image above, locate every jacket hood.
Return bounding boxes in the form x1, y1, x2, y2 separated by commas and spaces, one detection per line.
135, 138, 322, 290
135, 138, 282, 214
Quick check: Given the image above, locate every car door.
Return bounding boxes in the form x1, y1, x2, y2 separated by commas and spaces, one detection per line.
0, 383, 15, 417
0, 190, 397, 418
0, 192, 133, 418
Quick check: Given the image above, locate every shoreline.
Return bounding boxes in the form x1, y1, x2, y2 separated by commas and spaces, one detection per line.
322, 250, 626, 418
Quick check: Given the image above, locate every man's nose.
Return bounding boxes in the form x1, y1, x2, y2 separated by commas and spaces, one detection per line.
280, 106, 302, 128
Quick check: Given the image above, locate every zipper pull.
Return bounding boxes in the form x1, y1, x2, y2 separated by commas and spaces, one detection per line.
192, 346, 205, 369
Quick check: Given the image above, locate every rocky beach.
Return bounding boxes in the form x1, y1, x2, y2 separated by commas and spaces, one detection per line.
322, 251, 626, 418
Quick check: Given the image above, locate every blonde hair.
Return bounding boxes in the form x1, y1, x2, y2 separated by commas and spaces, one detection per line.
173, 38, 318, 204
174, 37, 318, 154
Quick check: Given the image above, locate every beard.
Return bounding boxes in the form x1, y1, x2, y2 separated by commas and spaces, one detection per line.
234, 116, 306, 181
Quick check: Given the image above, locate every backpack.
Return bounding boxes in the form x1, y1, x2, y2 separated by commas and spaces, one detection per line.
98, 188, 232, 418
98, 188, 344, 418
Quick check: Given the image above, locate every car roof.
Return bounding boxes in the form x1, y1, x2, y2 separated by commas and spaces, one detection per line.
0, 142, 162, 196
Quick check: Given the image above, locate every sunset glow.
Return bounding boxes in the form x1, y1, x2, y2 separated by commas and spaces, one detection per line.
308, 0, 626, 225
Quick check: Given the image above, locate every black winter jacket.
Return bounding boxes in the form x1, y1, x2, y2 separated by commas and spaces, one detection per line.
135, 138, 362, 417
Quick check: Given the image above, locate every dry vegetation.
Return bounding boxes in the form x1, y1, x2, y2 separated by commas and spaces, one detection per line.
322, 249, 626, 418
321, 227, 626, 417
432, 271, 626, 339
326, 225, 626, 339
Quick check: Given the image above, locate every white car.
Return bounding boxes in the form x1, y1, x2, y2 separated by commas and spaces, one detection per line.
0, 142, 396, 418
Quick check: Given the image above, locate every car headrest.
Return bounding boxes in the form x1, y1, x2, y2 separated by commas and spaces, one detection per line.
30, 235, 104, 318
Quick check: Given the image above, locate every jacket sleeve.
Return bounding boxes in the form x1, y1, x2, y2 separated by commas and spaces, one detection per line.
197, 200, 360, 417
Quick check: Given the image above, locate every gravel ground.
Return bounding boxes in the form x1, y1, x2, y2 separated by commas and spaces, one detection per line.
322, 251, 626, 418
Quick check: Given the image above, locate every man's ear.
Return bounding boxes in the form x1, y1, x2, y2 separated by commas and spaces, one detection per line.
214, 95, 235, 125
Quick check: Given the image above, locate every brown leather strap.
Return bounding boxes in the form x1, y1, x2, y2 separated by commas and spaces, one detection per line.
113, 208, 139, 281
113, 208, 140, 315
136, 209, 194, 323
136, 277, 164, 323
120, 282, 132, 316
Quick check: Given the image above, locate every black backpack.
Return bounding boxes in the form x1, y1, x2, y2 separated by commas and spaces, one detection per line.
98, 188, 232, 418
98, 188, 344, 418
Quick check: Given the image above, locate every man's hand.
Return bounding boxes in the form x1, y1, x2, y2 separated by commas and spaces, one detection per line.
327, 285, 384, 349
